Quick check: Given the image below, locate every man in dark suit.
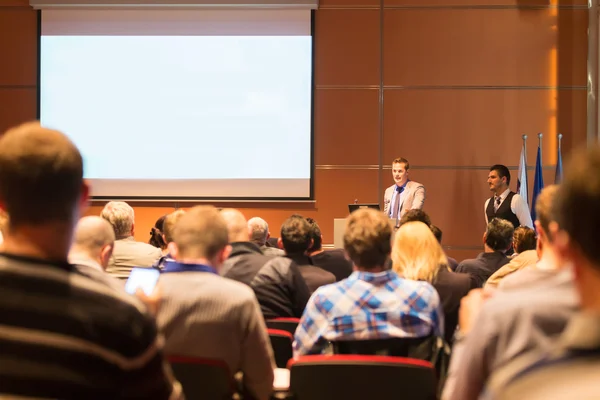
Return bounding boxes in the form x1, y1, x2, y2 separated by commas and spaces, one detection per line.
279, 215, 335, 294
306, 217, 353, 281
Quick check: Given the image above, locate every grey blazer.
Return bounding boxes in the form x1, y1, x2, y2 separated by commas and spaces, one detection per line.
383, 180, 426, 219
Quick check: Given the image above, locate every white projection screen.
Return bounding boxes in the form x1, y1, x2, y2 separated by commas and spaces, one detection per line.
40, 9, 313, 199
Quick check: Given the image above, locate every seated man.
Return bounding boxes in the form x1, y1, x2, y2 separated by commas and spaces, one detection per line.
279, 215, 335, 293
455, 218, 513, 288
69, 216, 115, 272
220, 208, 310, 320
294, 208, 443, 357
0, 122, 180, 398
156, 206, 275, 400
101, 201, 161, 279
248, 216, 285, 256
307, 217, 353, 281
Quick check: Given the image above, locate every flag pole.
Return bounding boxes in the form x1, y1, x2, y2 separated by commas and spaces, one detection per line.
557, 133, 563, 152
522, 134, 528, 166
538, 132, 543, 159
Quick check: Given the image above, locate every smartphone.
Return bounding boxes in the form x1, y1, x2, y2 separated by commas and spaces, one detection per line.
125, 268, 160, 296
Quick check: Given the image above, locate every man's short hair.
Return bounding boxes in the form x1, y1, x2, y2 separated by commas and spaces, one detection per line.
535, 184, 559, 238
430, 225, 443, 243
247, 217, 269, 246
344, 209, 392, 269
280, 214, 312, 254
485, 218, 515, 252
392, 157, 410, 170
553, 146, 600, 266
163, 209, 186, 244
513, 226, 536, 254
220, 208, 248, 243
101, 201, 134, 239
490, 164, 511, 185
172, 206, 228, 259
398, 209, 431, 228
306, 217, 322, 252
72, 216, 115, 253
0, 122, 83, 225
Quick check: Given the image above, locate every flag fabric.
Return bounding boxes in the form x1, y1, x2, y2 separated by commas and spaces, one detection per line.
517, 144, 529, 207
531, 145, 544, 221
555, 144, 563, 184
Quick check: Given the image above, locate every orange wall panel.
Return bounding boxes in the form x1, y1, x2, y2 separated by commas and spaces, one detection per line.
315, 9, 380, 86
0, 88, 37, 133
320, 0, 379, 6
383, 9, 587, 87
384, 0, 586, 5
382, 88, 586, 166
315, 88, 380, 165
0, 8, 38, 86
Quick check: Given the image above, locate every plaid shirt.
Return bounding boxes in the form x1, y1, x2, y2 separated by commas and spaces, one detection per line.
293, 270, 444, 357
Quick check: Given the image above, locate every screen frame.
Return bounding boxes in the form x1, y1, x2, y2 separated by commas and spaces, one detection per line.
36, 9, 315, 202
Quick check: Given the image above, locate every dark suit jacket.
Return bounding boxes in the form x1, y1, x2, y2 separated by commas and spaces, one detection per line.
286, 254, 336, 294
310, 249, 354, 282
432, 267, 474, 344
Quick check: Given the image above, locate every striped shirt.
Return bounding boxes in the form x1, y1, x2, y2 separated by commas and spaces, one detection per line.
0, 253, 181, 399
293, 270, 443, 357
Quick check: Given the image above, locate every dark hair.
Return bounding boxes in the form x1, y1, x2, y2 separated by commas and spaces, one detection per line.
398, 209, 432, 228
0, 123, 83, 225
430, 225, 442, 243
553, 146, 600, 266
490, 164, 511, 185
485, 218, 514, 252
149, 215, 167, 249
280, 214, 312, 254
513, 226, 536, 253
306, 217, 322, 252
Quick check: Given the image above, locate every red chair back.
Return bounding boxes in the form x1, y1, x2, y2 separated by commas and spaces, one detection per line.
267, 328, 294, 368
288, 355, 437, 400
265, 318, 300, 336
168, 356, 234, 400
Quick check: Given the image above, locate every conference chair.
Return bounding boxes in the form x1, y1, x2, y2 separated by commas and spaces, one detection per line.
268, 329, 294, 369
288, 354, 437, 400
168, 356, 234, 400
265, 318, 300, 336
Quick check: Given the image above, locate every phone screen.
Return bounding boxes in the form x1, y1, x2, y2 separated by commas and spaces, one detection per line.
125, 268, 160, 296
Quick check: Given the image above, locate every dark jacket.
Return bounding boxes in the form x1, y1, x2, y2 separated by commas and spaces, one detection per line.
456, 251, 509, 288
432, 267, 474, 344
310, 249, 354, 282
286, 254, 336, 294
221, 242, 310, 320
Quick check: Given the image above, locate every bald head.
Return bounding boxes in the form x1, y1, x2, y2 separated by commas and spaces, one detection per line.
70, 216, 115, 270
220, 208, 249, 243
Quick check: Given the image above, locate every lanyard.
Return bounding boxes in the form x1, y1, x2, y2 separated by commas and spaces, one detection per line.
162, 261, 217, 275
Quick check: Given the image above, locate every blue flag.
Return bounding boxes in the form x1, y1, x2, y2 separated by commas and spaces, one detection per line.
531, 145, 544, 221
555, 145, 563, 184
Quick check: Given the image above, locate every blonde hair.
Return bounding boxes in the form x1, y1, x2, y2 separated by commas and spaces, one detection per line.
163, 209, 186, 244
100, 201, 134, 239
392, 221, 448, 283
173, 206, 229, 259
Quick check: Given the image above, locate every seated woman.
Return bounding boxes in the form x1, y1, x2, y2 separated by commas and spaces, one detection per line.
148, 215, 168, 254
392, 222, 472, 344
485, 226, 537, 288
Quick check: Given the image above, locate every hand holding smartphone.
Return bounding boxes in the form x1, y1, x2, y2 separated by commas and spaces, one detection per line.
125, 268, 160, 296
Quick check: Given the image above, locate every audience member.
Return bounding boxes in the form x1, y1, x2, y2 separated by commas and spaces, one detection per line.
279, 215, 335, 293
392, 222, 472, 344
486, 226, 538, 288
442, 185, 577, 400
156, 206, 274, 400
149, 214, 168, 252
306, 217, 353, 281
431, 224, 459, 271
153, 209, 186, 269
248, 216, 285, 256
0, 122, 180, 398
294, 209, 443, 357
220, 209, 310, 319
69, 216, 115, 272
101, 201, 161, 279
486, 147, 600, 399
455, 218, 513, 287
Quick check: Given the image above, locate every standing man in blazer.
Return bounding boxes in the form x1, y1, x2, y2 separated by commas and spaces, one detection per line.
383, 157, 426, 224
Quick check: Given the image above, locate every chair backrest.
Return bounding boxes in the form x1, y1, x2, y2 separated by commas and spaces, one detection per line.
268, 329, 294, 369
331, 335, 436, 359
265, 318, 300, 336
288, 354, 437, 400
168, 356, 234, 400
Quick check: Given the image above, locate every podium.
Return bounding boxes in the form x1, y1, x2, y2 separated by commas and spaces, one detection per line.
333, 218, 399, 249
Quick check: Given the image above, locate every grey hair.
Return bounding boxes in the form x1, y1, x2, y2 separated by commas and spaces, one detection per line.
247, 217, 269, 246
100, 201, 134, 239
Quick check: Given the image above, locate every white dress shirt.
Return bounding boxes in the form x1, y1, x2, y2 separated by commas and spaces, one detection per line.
484, 188, 533, 228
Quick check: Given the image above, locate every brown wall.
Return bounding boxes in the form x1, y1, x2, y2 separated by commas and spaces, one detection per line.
0, 0, 588, 260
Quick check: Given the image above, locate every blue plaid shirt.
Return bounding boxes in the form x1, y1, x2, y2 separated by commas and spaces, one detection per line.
293, 270, 444, 357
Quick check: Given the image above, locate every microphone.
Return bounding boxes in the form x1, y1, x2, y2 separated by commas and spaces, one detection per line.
354, 199, 358, 204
